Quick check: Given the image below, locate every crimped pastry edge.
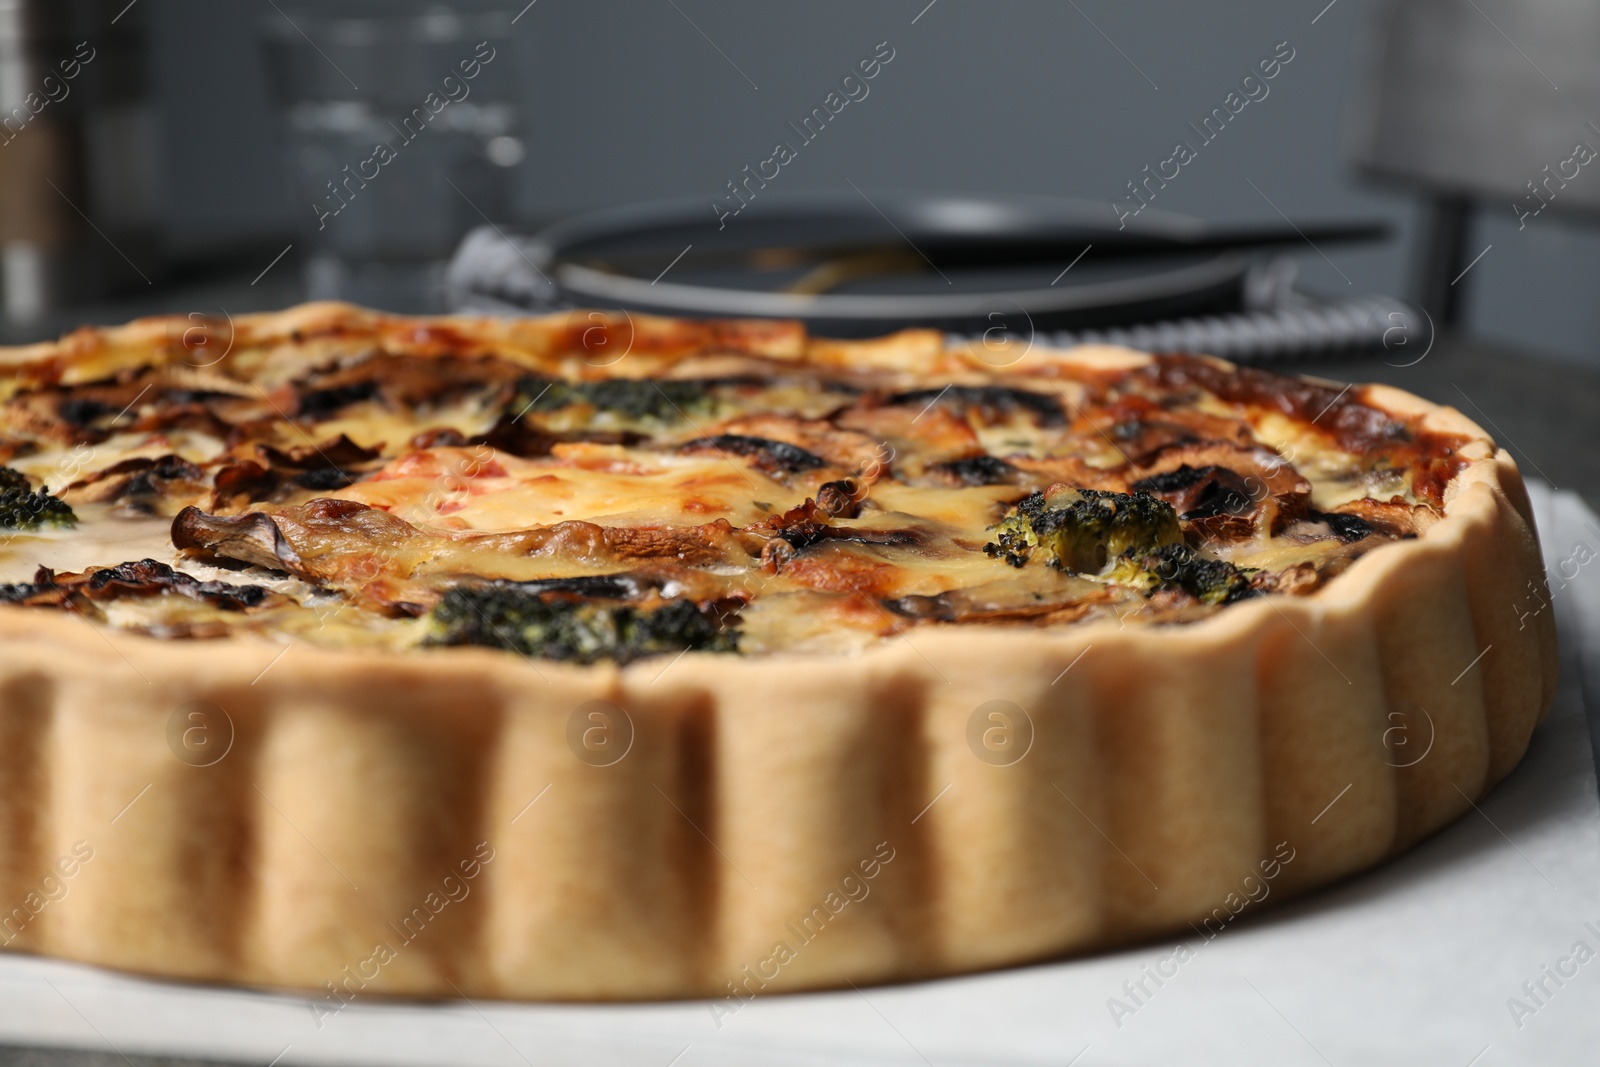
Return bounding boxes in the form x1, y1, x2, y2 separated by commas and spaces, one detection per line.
0, 309, 1558, 1001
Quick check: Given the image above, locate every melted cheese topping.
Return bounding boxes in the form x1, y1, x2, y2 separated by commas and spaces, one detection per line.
0, 506, 175, 582
341, 445, 805, 531
0, 312, 1471, 661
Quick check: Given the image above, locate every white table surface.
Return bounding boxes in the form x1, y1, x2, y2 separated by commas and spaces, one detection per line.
2, 483, 1597, 1067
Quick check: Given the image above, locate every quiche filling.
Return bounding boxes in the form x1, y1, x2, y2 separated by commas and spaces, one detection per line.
0, 313, 1469, 659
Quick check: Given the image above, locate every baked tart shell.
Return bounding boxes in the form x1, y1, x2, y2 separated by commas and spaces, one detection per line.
0, 314, 1557, 1001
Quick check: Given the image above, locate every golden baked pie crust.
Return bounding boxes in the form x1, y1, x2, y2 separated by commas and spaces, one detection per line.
0, 304, 1557, 1000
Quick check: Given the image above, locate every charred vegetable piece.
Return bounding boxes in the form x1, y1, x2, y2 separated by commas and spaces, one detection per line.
295, 468, 356, 490
424, 585, 737, 663
514, 376, 715, 423
1314, 510, 1374, 543
0, 560, 274, 611
935, 455, 1019, 486
985, 487, 1181, 573
1131, 464, 1254, 519
680, 434, 826, 474
885, 385, 1066, 426
1106, 543, 1257, 605
0, 576, 52, 604
298, 381, 380, 419
80, 559, 274, 610
0, 466, 76, 530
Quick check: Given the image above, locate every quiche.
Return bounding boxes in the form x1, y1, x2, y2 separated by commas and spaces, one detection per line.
0, 303, 1556, 1001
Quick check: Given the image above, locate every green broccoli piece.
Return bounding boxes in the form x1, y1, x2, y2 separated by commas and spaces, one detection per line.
984, 487, 1182, 573
0, 466, 76, 531
423, 584, 738, 664
513, 376, 715, 423
1107, 543, 1258, 605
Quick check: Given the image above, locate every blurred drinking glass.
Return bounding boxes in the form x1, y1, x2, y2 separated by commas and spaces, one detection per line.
261, 4, 520, 312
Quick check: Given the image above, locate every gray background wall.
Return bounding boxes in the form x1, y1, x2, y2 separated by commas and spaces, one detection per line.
147, 0, 1600, 366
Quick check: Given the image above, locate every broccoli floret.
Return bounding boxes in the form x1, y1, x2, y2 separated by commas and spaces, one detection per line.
423, 584, 737, 663
1107, 543, 1258, 605
513, 376, 715, 423
983, 486, 1255, 603
984, 487, 1181, 573
0, 466, 76, 531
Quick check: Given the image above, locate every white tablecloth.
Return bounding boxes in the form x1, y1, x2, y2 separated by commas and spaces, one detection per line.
2, 484, 1597, 1066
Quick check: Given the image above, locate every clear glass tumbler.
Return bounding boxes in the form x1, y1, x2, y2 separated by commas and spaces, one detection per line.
261, 4, 521, 312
